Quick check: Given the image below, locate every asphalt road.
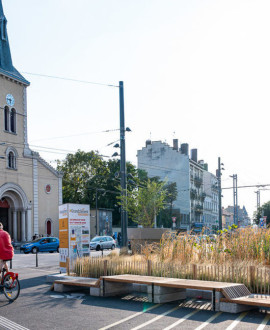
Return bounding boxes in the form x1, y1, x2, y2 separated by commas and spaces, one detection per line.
0, 254, 270, 330
11, 249, 114, 269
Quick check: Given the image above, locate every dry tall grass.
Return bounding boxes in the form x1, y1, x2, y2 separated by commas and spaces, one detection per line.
151, 227, 270, 266
72, 227, 270, 293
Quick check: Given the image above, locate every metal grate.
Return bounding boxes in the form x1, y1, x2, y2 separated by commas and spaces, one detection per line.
222, 284, 251, 300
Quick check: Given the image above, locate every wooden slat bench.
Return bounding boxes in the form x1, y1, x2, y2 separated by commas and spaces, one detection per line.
100, 275, 253, 312
53, 278, 100, 293
53, 274, 270, 313
221, 295, 270, 308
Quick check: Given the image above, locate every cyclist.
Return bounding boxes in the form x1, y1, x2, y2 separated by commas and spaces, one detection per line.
0, 222, 14, 273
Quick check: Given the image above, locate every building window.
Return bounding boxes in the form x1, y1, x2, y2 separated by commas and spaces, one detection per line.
8, 151, 16, 169
6, 147, 18, 170
4, 106, 9, 131
1, 18, 7, 41
10, 109, 16, 133
46, 219, 52, 236
4, 107, 16, 133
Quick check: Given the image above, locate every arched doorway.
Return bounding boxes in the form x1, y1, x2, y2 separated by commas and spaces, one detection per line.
0, 199, 10, 231
0, 183, 32, 242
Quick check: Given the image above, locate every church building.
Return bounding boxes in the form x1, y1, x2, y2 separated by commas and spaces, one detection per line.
0, 1, 62, 242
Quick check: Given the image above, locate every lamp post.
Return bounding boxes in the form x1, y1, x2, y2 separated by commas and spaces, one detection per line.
230, 174, 238, 226
119, 81, 128, 248
217, 157, 225, 230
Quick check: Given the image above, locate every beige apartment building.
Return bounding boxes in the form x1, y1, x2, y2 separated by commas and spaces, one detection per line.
0, 1, 62, 242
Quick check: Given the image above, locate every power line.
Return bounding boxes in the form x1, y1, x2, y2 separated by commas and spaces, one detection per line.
30, 128, 120, 143
22, 72, 119, 88
222, 184, 270, 190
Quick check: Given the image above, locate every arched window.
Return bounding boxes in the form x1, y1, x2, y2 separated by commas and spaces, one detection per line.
6, 147, 18, 170
10, 109, 16, 133
4, 106, 9, 131
46, 219, 52, 236
8, 151, 16, 169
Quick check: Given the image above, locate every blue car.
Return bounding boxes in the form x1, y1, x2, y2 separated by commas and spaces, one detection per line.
20, 237, 59, 254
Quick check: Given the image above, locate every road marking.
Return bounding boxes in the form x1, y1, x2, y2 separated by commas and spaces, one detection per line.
99, 304, 161, 330
225, 312, 248, 330
130, 305, 181, 330
162, 309, 200, 330
194, 312, 222, 330
257, 313, 270, 330
0, 316, 30, 330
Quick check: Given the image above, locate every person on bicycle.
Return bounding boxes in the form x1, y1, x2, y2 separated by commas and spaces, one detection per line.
0, 222, 14, 272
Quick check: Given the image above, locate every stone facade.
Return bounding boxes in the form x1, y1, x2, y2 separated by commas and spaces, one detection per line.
137, 140, 190, 229
203, 171, 219, 233
137, 139, 218, 231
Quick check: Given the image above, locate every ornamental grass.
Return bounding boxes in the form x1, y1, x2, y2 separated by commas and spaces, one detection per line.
72, 227, 270, 293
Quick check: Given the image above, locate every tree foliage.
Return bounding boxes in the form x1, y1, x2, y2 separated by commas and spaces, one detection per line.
254, 201, 270, 225
57, 150, 151, 226
118, 179, 167, 227
57, 150, 107, 205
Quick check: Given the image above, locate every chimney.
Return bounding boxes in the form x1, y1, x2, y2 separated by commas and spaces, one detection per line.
173, 139, 178, 151
204, 163, 208, 171
191, 149, 198, 162
146, 140, 151, 147
181, 143, 189, 156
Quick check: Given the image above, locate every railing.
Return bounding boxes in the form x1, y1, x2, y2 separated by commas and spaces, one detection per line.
72, 258, 270, 294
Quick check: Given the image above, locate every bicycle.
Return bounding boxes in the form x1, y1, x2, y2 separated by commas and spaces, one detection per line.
0, 262, 20, 301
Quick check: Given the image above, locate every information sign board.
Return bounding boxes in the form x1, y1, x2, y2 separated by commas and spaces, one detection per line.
59, 204, 90, 273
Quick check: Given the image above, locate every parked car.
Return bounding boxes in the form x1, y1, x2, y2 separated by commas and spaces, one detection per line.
20, 237, 59, 254
90, 236, 116, 251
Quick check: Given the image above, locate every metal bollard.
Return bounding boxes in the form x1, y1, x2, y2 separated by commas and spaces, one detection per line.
10, 259, 12, 270
36, 251, 38, 267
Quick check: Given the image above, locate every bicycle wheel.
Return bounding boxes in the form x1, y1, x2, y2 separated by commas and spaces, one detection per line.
3, 274, 20, 301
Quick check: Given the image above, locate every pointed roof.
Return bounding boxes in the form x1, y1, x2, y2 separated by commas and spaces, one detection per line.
0, 0, 29, 85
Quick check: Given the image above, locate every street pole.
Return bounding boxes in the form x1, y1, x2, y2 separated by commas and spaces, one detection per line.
96, 189, 98, 236
218, 157, 222, 230
119, 81, 128, 247
235, 174, 238, 226
255, 190, 260, 211
230, 174, 238, 226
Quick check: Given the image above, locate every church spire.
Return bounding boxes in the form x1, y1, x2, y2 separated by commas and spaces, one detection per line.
0, 0, 29, 85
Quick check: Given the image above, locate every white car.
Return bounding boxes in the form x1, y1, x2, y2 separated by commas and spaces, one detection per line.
90, 236, 116, 251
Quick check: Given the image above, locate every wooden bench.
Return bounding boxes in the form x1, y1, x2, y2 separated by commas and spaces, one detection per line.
53, 274, 270, 313
100, 274, 253, 312
54, 278, 100, 294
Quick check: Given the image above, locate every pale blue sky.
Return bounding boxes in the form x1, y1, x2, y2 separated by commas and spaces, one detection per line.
4, 0, 270, 217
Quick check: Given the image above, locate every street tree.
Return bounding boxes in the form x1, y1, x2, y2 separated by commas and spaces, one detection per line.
57, 151, 150, 226
119, 179, 167, 227
57, 150, 107, 205
254, 201, 270, 225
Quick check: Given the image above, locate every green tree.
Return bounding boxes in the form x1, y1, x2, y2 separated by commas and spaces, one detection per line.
57, 151, 149, 226
164, 182, 178, 216
57, 150, 107, 205
119, 179, 167, 227
254, 201, 270, 226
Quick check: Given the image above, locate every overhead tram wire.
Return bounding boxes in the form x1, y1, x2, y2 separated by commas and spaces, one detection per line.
0, 140, 114, 158
22, 72, 119, 88
222, 184, 270, 190
30, 128, 121, 143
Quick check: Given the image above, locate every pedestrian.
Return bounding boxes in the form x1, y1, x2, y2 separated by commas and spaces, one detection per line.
0, 222, 14, 273
117, 232, 122, 246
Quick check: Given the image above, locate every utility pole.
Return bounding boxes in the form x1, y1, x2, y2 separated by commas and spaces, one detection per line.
230, 174, 238, 226
119, 81, 128, 248
217, 157, 223, 230
255, 190, 260, 213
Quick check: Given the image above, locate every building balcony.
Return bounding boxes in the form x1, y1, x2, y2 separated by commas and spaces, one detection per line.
194, 176, 203, 188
